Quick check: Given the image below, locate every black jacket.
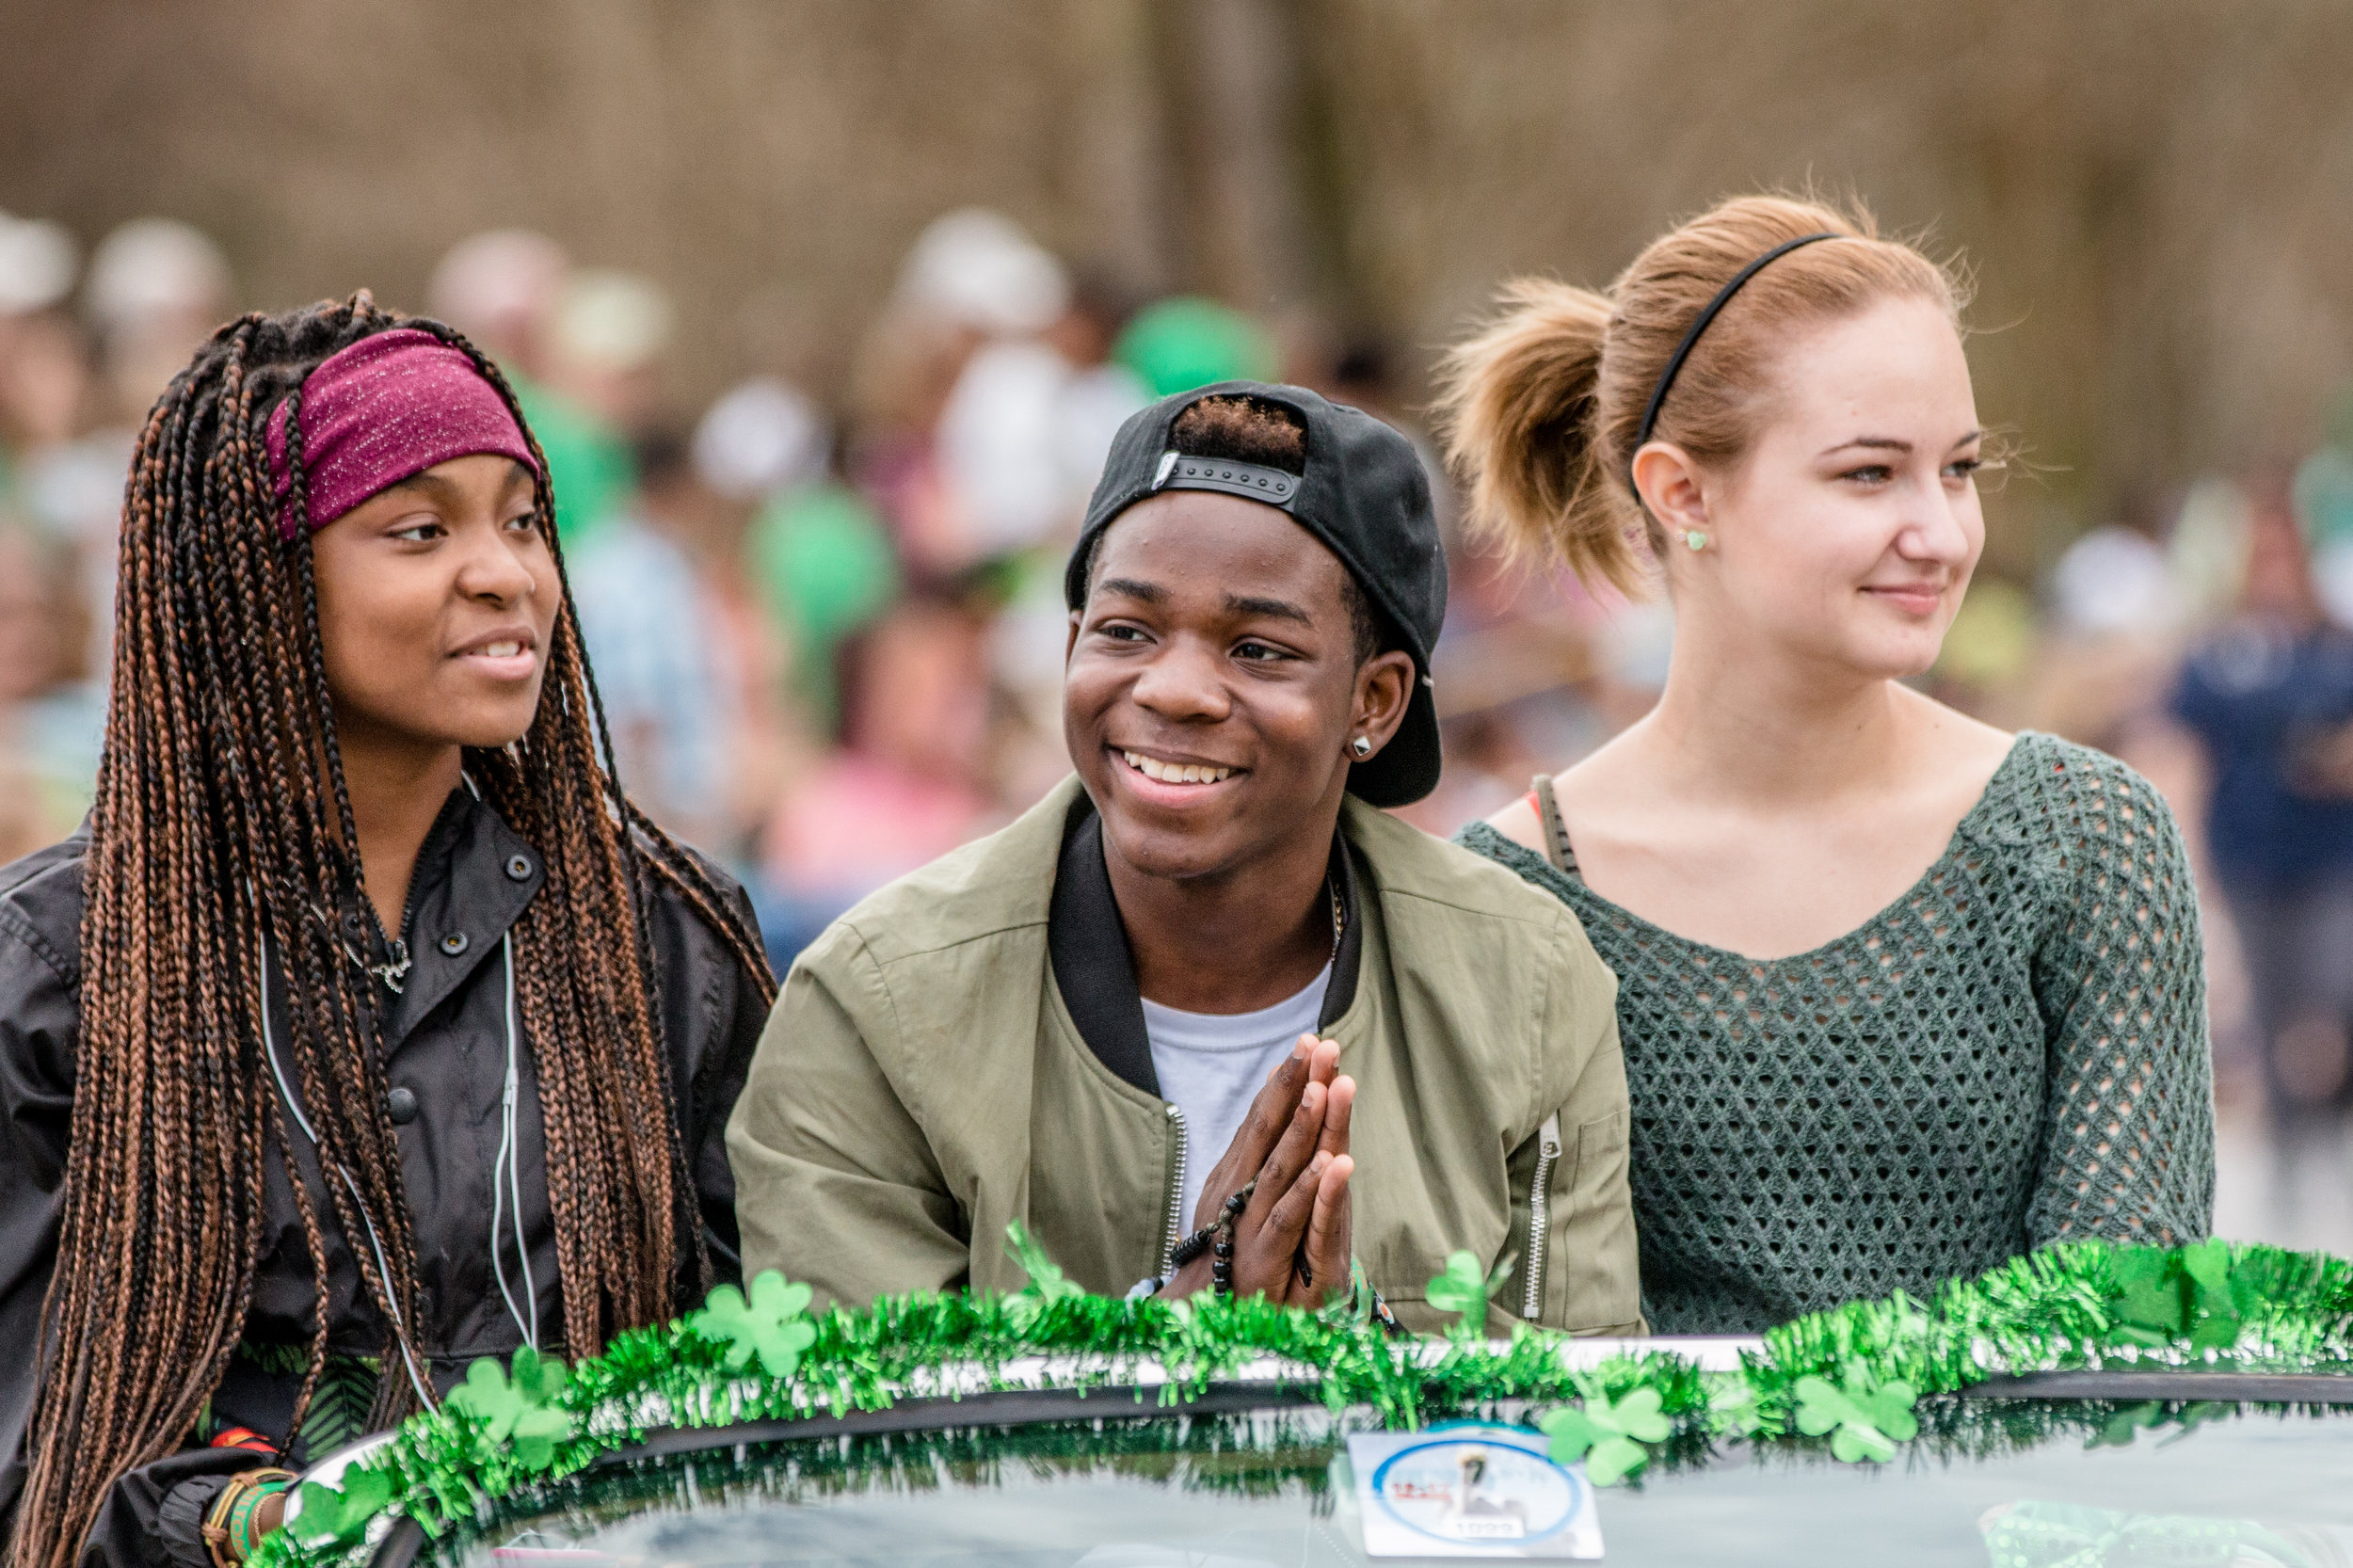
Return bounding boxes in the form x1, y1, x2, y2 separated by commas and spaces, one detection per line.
0, 790, 767, 1566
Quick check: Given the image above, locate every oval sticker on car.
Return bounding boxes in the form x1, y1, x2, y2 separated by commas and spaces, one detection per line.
1347, 1423, 1600, 1558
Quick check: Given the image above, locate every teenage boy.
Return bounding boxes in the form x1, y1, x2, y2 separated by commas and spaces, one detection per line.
729, 383, 1640, 1334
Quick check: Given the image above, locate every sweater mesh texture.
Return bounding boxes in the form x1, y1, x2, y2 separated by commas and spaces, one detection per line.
1459, 732, 2216, 1335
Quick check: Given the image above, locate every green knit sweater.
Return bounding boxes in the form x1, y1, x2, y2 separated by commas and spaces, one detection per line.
1457, 731, 2216, 1334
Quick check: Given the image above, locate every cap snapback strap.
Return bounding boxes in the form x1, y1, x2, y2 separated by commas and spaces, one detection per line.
1152, 451, 1301, 508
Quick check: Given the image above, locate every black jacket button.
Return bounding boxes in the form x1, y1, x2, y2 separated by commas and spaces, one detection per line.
505, 855, 534, 882
387, 1086, 419, 1125
439, 932, 469, 956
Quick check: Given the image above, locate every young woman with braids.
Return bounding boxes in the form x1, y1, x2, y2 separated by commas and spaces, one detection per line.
1438, 195, 2214, 1335
0, 295, 776, 1568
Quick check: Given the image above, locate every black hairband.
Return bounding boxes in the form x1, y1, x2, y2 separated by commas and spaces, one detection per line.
1629, 232, 1842, 492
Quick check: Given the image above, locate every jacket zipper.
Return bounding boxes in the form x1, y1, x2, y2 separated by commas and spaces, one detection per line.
1160, 1103, 1189, 1276
1522, 1113, 1563, 1320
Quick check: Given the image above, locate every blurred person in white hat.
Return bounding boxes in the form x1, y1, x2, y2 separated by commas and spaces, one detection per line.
521, 267, 676, 548
0, 218, 127, 682
695, 375, 827, 503
896, 223, 1156, 818
2049, 521, 2189, 642
424, 232, 661, 549
79, 220, 235, 635
945, 272, 1153, 805
0, 214, 89, 490
516, 264, 680, 549
686, 375, 911, 872
425, 228, 568, 379
938, 271, 1147, 562
708, 378, 903, 738
895, 208, 1069, 339
0, 214, 75, 322
854, 209, 1093, 578
2031, 504, 2197, 763
84, 217, 232, 424
547, 267, 673, 436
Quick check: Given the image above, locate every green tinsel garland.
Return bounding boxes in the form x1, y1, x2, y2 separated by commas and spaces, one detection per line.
255, 1236, 2353, 1568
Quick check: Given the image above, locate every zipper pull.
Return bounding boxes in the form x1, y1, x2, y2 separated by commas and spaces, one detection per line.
1538, 1114, 1561, 1159
367, 936, 412, 995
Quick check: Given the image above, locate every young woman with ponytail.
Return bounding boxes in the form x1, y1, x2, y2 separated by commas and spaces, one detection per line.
1439, 196, 2215, 1335
0, 296, 775, 1568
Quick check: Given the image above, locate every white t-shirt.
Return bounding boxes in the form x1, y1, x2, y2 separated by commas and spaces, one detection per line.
1142, 962, 1332, 1234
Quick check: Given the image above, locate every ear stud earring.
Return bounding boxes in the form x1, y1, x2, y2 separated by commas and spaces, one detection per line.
1683, 530, 1710, 552
1350, 736, 1374, 760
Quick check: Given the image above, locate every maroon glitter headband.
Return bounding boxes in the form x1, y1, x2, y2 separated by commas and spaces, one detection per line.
264, 328, 538, 540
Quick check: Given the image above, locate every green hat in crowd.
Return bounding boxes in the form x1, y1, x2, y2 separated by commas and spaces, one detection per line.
1112, 297, 1276, 399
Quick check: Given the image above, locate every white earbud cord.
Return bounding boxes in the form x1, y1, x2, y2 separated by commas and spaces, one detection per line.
256, 928, 437, 1410
464, 773, 541, 1354
488, 930, 540, 1352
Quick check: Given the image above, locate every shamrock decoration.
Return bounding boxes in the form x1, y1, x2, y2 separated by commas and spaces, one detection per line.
1705, 1375, 1766, 1438
2107, 1247, 2184, 1343
1539, 1377, 1673, 1486
1319, 1257, 1382, 1330
2105, 1241, 2245, 1352
2177, 1243, 2247, 1352
2156, 1400, 2232, 1448
689, 1270, 819, 1379
289, 1464, 395, 1549
2086, 1400, 2165, 1450
2083, 1397, 2233, 1454
1005, 1220, 1083, 1303
1791, 1368, 1919, 1464
444, 1346, 578, 1471
1424, 1250, 1515, 1338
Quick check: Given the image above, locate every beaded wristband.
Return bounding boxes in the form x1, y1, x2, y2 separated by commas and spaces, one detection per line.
1169, 1181, 1257, 1295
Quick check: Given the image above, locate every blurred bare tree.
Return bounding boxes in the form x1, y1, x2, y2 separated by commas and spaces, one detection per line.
5, 0, 2352, 568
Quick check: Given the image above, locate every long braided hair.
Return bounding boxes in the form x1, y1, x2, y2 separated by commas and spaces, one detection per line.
12, 295, 775, 1568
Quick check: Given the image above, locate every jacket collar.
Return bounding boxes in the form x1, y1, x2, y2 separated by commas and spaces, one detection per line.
379, 786, 545, 1046
1048, 793, 1363, 1097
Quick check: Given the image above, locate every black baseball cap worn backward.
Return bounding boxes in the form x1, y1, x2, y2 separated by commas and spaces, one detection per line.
1066, 380, 1447, 807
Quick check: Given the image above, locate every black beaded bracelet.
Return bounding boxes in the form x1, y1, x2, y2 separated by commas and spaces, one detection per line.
1168, 1181, 1257, 1294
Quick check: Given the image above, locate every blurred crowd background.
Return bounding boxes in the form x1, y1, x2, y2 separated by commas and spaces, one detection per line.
4, 0, 2352, 1249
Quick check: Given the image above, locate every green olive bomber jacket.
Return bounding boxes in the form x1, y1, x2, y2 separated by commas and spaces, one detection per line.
728, 776, 1641, 1336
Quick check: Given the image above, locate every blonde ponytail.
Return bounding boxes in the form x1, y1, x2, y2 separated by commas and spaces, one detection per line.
1434, 194, 1962, 597
1433, 280, 1641, 594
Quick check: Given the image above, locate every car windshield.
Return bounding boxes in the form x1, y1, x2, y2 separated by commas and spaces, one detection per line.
424, 1394, 2353, 1567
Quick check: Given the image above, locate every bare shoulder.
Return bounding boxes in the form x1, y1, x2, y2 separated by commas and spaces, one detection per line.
1906, 684, 2015, 756
1898, 686, 2019, 801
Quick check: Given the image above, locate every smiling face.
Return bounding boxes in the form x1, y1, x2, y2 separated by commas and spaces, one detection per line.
1064, 490, 1413, 886
309, 452, 559, 762
1643, 295, 1986, 681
